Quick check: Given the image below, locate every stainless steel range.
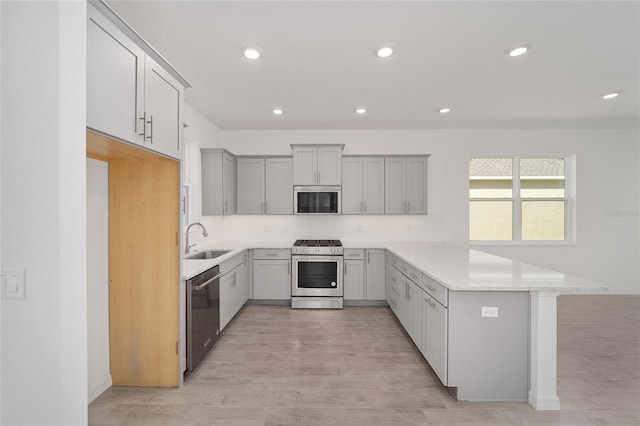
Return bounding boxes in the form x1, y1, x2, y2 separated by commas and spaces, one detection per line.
291, 239, 344, 309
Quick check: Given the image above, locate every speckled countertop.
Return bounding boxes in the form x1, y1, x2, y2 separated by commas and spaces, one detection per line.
183, 240, 607, 293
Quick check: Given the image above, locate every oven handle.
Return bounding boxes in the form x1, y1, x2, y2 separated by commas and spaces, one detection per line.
191, 273, 221, 291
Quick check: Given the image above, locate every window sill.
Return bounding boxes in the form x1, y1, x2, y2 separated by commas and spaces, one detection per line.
470, 240, 576, 247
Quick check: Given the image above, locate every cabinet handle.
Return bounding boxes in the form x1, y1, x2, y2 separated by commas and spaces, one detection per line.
317, 171, 320, 183
407, 200, 410, 213
425, 297, 436, 308
367, 252, 370, 264
426, 284, 436, 292
146, 114, 153, 143
224, 201, 227, 214
265, 253, 278, 257
138, 113, 146, 138
363, 201, 366, 213
344, 262, 347, 275
264, 201, 267, 214
288, 261, 291, 275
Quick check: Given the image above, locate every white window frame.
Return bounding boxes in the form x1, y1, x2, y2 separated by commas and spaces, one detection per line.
469, 155, 576, 246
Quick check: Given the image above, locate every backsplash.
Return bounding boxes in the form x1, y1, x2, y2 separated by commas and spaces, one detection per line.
196, 214, 443, 243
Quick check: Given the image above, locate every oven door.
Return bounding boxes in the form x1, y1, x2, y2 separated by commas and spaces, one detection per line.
292, 255, 343, 297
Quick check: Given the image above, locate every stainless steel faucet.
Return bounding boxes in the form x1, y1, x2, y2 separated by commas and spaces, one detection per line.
185, 222, 209, 254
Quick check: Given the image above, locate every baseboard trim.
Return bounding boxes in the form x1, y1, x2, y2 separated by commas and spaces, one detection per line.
528, 391, 561, 411
88, 374, 112, 404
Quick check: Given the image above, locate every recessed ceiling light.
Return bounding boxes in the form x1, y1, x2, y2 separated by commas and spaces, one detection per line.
375, 45, 395, 58
272, 108, 284, 115
242, 47, 261, 60
355, 107, 367, 114
438, 107, 451, 114
602, 91, 622, 100
506, 44, 530, 57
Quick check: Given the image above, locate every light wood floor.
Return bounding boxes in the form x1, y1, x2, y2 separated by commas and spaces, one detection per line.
89, 295, 640, 425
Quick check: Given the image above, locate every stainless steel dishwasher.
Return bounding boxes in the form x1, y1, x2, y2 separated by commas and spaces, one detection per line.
186, 265, 220, 372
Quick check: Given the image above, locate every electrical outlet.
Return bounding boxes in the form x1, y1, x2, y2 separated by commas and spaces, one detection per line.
2, 269, 25, 299
481, 306, 498, 318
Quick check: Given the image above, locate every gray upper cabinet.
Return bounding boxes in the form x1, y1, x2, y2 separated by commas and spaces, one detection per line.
201, 150, 236, 215
237, 158, 293, 215
384, 157, 428, 214
342, 157, 384, 214
292, 145, 343, 185
87, 6, 144, 145
143, 57, 184, 160
236, 158, 265, 214
87, 4, 187, 160
265, 158, 293, 214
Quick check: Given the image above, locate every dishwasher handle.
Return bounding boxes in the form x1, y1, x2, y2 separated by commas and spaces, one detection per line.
191, 273, 221, 291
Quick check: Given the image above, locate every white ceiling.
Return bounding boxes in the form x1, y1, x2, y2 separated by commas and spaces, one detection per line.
107, 0, 639, 131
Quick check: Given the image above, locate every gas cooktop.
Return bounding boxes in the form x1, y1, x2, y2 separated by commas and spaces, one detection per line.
293, 239, 343, 247
292, 239, 343, 255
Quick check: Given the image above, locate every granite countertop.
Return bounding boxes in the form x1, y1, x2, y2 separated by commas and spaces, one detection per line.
183, 240, 607, 293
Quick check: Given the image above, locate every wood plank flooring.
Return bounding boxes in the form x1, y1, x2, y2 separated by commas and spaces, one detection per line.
89, 295, 640, 425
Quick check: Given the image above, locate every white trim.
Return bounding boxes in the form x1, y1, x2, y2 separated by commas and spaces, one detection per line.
529, 291, 560, 411
88, 374, 112, 404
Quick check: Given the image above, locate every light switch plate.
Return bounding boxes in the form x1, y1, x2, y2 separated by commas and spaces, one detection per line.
481, 306, 498, 318
2, 269, 25, 299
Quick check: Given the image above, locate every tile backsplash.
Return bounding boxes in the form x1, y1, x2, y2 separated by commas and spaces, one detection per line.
198, 214, 443, 243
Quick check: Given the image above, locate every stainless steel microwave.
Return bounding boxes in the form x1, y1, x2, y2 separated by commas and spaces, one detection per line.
294, 186, 341, 214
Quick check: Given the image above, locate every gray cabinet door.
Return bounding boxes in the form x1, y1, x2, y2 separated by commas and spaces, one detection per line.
232, 265, 247, 314
363, 158, 385, 214
317, 146, 342, 185
237, 158, 265, 214
144, 56, 183, 159
223, 153, 236, 214
422, 295, 448, 385
365, 250, 386, 300
406, 157, 428, 214
344, 260, 364, 300
341, 158, 363, 214
253, 260, 291, 299
220, 273, 233, 330
87, 7, 144, 145
265, 158, 293, 214
201, 151, 223, 215
408, 281, 423, 348
292, 146, 317, 185
384, 157, 406, 214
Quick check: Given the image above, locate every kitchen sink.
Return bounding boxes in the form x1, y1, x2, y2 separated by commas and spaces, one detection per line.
185, 250, 231, 260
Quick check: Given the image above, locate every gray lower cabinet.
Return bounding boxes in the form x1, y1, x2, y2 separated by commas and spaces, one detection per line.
384, 156, 428, 214
422, 293, 448, 385
252, 249, 292, 300
236, 158, 292, 214
344, 249, 385, 300
220, 253, 247, 331
344, 259, 365, 300
202, 149, 236, 215
341, 157, 385, 214
365, 249, 386, 300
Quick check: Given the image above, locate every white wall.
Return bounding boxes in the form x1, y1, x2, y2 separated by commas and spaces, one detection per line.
86, 159, 111, 403
218, 129, 640, 294
184, 102, 222, 149
1, 1, 88, 424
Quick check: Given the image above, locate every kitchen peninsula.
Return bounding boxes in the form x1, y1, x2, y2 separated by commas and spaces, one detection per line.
183, 240, 606, 411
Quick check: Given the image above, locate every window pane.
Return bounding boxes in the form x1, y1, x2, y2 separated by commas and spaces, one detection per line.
470, 201, 513, 240
469, 158, 512, 198
520, 158, 565, 198
522, 201, 565, 240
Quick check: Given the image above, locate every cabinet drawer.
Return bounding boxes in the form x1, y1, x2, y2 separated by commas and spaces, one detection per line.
220, 252, 246, 275
388, 253, 422, 287
253, 248, 291, 260
423, 274, 448, 307
344, 249, 364, 259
